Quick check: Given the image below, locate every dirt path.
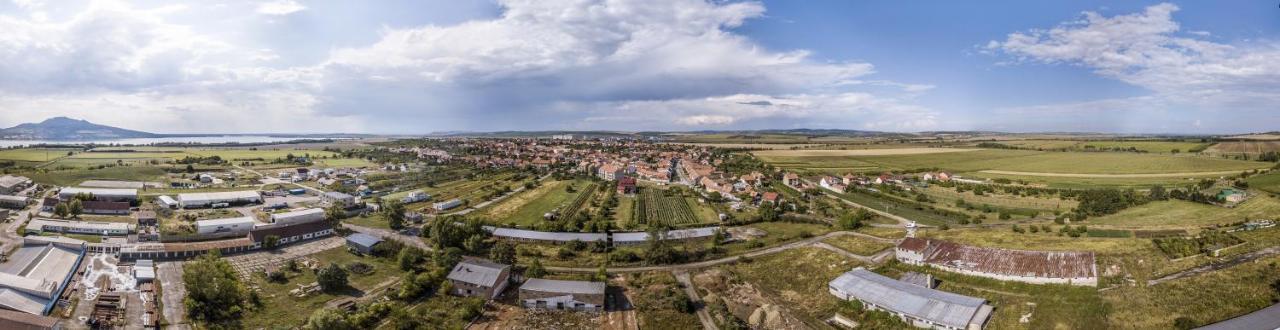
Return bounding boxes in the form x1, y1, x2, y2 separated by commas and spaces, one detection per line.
673, 271, 719, 330
1147, 246, 1280, 286
979, 169, 1255, 178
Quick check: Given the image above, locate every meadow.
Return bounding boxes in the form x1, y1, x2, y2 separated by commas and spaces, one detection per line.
993, 139, 1211, 153
1089, 195, 1280, 229
756, 148, 1268, 175
1246, 171, 1280, 194
480, 179, 591, 227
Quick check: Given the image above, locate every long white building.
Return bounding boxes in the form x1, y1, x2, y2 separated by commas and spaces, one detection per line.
58, 187, 137, 202
269, 208, 326, 226
195, 217, 257, 236
177, 191, 262, 208
25, 219, 132, 236
829, 268, 992, 330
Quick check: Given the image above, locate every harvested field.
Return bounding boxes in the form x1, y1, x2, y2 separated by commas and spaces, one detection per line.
1206, 141, 1280, 154
753, 148, 978, 157
978, 169, 1251, 178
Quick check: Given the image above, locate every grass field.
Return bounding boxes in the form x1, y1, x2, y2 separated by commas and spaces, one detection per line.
1246, 171, 1280, 194
709, 247, 861, 329
823, 235, 892, 255
481, 179, 591, 227
242, 247, 408, 328
25, 166, 169, 186
634, 188, 708, 227
757, 149, 1269, 174
1089, 195, 1280, 229
995, 139, 1210, 153
0, 148, 77, 162
744, 222, 832, 244
922, 185, 1076, 212
1102, 254, 1280, 329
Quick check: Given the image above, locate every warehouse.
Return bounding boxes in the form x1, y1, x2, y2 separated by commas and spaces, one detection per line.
81, 201, 130, 215
155, 195, 179, 209
447, 258, 511, 300
270, 208, 325, 226
485, 226, 607, 244
829, 268, 992, 330
58, 187, 137, 203
896, 238, 1098, 286
0, 175, 31, 195
611, 227, 720, 246
195, 217, 256, 236
0, 195, 30, 209
0, 236, 86, 316
251, 221, 334, 248
25, 219, 131, 236
519, 279, 606, 312
177, 191, 263, 209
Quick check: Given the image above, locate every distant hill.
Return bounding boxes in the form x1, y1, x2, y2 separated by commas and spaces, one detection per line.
0, 117, 159, 140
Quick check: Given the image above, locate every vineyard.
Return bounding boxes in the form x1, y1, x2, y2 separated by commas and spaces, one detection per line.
634, 188, 701, 227
560, 182, 598, 220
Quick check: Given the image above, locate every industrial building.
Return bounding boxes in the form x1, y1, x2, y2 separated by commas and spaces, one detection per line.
195, 217, 257, 236
611, 227, 719, 246
433, 198, 462, 211
447, 258, 511, 300
155, 195, 179, 209
177, 191, 262, 209
0, 236, 87, 316
345, 233, 382, 254
519, 279, 606, 312
895, 238, 1098, 286
0, 175, 31, 195
829, 268, 992, 330
25, 219, 131, 236
0, 195, 30, 209
250, 221, 334, 249
269, 208, 325, 226
58, 187, 137, 203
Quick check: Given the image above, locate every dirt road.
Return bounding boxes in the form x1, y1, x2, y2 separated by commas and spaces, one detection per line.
1147, 246, 1280, 286
979, 169, 1256, 178
673, 271, 718, 330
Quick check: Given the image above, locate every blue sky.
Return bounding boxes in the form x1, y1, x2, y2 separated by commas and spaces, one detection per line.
0, 0, 1276, 134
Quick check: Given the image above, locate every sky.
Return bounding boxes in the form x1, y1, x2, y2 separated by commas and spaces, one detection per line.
0, 0, 1277, 134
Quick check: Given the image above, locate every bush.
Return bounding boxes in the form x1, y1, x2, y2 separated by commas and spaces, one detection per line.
317, 264, 349, 292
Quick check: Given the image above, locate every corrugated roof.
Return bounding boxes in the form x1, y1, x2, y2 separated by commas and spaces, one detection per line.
830, 268, 989, 329
520, 279, 605, 295
59, 187, 137, 197
196, 217, 256, 227
899, 238, 1096, 279
345, 233, 382, 248
177, 191, 261, 203
486, 227, 607, 242
1197, 303, 1280, 330
447, 258, 509, 287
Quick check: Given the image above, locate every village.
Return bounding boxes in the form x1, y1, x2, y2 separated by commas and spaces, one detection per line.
0, 133, 1276, 330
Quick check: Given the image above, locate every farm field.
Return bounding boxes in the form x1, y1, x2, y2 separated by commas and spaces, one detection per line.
25, 166, 169, 186
921, 185, 1076, 212
1088, 195, 1280, 229
481, 179, 592, 227
1246, 171, 1280, 194
633, 188, 713, 227
1205, 141, 1280, 155
757, 148, 1269, 174
993, 139, 1210, 153
0, 148, 77, 162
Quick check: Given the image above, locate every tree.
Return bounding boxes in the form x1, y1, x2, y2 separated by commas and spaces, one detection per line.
184, 251, 248, 327
1149, 185, 1168, 201
306, 308, 354, 330
435, 247, 463, 270
325, 204, 347, 227
838, 209, 872, 230
758, 202, 779, 222
263, 235, 281, 249
489, 242, 517, 265
68, 199, 83, 218
594, 264, 608, 282
397, 247, 425, 271
317, 264, 349, 292
186, 164, 195, 173
384, 200, 406, 230
526, 259, 547, 278
54, 202, 70, 218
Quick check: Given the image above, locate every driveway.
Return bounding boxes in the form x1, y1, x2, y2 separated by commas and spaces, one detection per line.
157, 261, 191, 329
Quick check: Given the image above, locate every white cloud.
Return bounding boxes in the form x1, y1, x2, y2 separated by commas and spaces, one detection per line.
984, 3, 1280, 133
256, 0, 305, 16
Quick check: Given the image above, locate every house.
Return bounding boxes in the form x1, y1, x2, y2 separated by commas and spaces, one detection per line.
519, 279, 606, 312
782, 173, 801, 187
58, 187, 137, 203
81, 201, 130, 215
829, 268, 992, 330
937, 172, 952, 182
344, 233, 383, 254
401, 191, 431, 204
896, 237, 1097, 286
616, 176, 637, 194
819, 176, 846, 193
0, 175, 32, 195
922, 173, 936, 182
597, 164, 624, 181
447, 258, 512, 300
176, 191, 262, 209
1217, 188, 1246, 203
433, 199, 463, 211
0, 195, 30, 209
195, 217, 256, 236
759, 192, 781, 205
270, 208, 326, 226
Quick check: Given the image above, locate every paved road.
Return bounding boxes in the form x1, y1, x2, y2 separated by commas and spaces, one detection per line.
157, 261, 191, 329
673, 271, 719, 330
1147, 246, 1280, 286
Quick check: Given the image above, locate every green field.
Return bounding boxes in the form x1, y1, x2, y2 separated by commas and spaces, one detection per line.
0, 148, 77, 162
757, 149, 1268, 174
994, 139, 1211, 153
634, 188, 707, 227
25, 166, 169, 186
922, 185, 1076, 212
242, 247, 409, 328
1089, 195, 1280, 229
1246, 171, 1280, 194
480, 179, 591, 227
